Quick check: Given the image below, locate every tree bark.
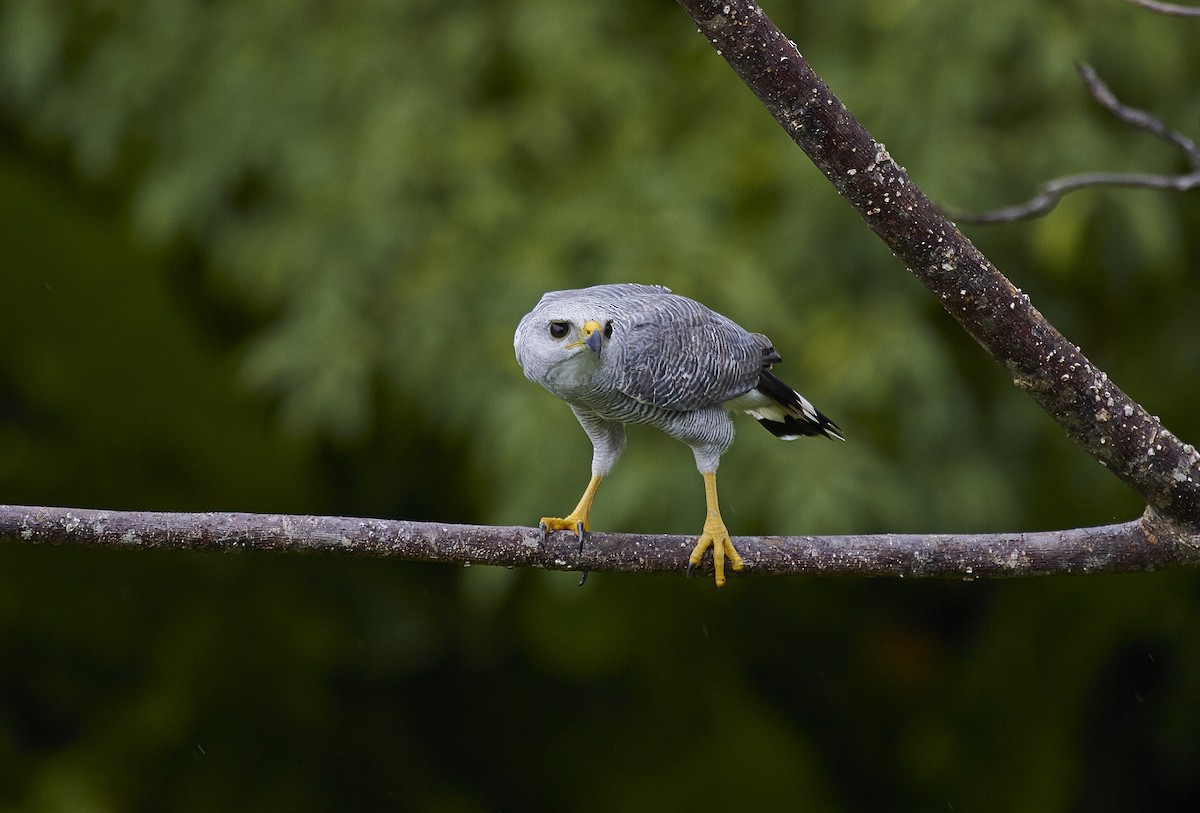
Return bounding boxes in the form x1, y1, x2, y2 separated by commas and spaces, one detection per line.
2, 504, 1194, 579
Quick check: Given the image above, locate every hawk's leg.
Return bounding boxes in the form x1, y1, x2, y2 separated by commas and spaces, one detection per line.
687, 471, 745, 587
540, 474, 602, 551
541, 474, 602, 586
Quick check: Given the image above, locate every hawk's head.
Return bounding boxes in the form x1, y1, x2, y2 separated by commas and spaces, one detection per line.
514, 292, 618, 394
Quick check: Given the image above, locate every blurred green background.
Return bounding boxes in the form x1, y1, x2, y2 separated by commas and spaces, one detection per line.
2, 0, 1199, 810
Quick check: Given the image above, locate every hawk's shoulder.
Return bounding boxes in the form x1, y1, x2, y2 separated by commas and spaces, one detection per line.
607, 292, 768, 411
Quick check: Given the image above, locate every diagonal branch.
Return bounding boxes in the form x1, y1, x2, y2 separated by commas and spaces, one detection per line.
675, 0, 1200, 535
2, 505, 1196, 579
956, 62, 1200, 223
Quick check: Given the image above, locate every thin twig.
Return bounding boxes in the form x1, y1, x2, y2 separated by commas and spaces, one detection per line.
955, 170, 1200, 223
1077, 63, 1200, 166
955, 63, 1200, 223
1125, 0, 1200, 17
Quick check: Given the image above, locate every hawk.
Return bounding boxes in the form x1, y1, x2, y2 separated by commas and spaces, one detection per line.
514, 283, 842, 586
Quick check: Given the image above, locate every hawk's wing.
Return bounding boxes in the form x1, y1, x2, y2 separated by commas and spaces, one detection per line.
608, 292, 769, 411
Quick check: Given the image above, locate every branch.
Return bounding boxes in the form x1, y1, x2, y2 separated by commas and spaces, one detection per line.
956, 62, 1200, 223
3, 505, 1197, 579
676, 0, 1200, 534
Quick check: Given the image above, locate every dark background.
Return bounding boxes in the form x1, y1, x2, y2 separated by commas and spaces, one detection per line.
2, 1, 1199, 809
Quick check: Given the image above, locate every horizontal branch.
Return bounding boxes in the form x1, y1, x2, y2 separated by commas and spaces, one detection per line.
3, 504, 1197, 579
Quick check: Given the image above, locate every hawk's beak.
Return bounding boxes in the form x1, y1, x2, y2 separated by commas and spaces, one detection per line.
582, 320, 603, 356
567, 320, 604, 356
566, 318, 604, 354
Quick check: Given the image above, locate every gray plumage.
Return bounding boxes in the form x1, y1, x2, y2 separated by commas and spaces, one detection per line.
514, 283, 841, 479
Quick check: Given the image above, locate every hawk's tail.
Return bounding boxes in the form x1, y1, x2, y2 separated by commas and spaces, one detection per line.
750, 369, 844, 441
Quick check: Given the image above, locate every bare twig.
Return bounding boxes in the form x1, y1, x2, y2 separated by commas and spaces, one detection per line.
955, 170, 1200, 223
972, 0, 1200, 223
676, 0, 1200, 533
956, 63, 1200, 223
1077, 63, 1200, 164
3, 505, 1196, 579
1125, 0, 1200, 17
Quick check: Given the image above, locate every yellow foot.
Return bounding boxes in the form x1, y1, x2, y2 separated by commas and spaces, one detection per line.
540, 513, 591, 586
539, 514, 588, 549
538, 475, 602, 554
687, 517, 745, 587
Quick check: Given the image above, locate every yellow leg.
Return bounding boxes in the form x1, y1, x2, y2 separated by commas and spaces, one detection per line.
540, 474, 602, 547
687, 471, 745, 587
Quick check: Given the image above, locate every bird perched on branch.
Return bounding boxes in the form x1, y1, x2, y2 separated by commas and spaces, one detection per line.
514, 283, 842, 586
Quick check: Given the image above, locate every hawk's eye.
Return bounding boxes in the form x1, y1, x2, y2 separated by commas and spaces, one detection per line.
548, 321, 570, 339
603, 320, 613, 339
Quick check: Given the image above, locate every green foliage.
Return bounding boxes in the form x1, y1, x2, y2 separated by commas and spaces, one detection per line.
2, 0, 1199, 809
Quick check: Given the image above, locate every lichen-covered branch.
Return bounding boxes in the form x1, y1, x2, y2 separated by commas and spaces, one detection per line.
676, 0, 1200, 536
955, 63, 1200, 223
3, 504, 1196, 579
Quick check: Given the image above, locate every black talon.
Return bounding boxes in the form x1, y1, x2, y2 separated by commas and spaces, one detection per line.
575, 522, 589, 586
686, 561, 695, 578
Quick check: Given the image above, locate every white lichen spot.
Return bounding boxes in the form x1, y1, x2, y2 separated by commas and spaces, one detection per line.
847, 168, 856, 175
1124, 404, 1134, 417
121, 531, 142, 545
